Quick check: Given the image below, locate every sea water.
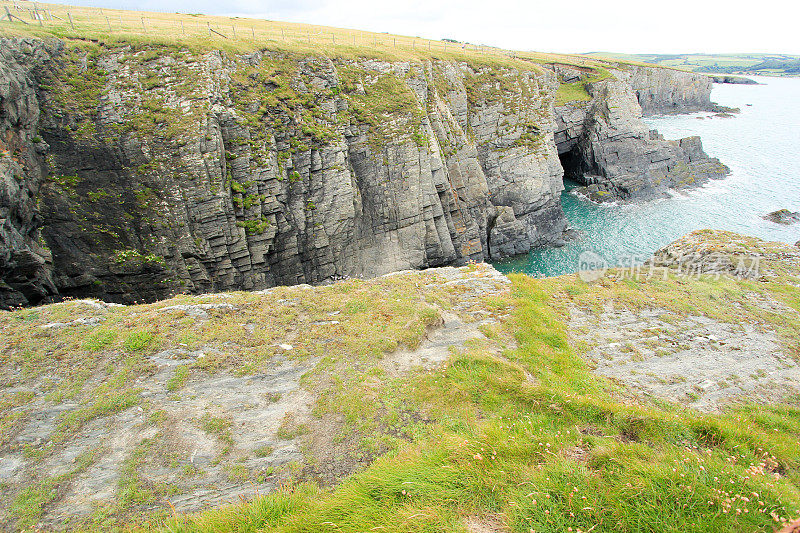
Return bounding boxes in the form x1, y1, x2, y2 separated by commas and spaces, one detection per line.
494, 76, 800, 277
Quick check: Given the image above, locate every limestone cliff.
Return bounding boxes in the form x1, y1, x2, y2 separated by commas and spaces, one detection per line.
0, 38, 724, 307
553, 67, 729, 201
629, 66, 715, 115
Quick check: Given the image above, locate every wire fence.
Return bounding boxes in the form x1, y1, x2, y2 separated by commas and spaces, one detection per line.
0, 0, 526, 61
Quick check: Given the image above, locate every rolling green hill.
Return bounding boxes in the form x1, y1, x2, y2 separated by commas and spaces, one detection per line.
586, 52, 800, 76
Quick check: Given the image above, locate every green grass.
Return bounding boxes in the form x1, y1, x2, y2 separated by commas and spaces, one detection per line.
10, 448, 99, 528
0, 0, 646, 75
554, 81, 592, 106
586, 52, 800, 76
554, 67, 614, 106
158, 255, 800, 532
200, 414, 234, 445
123, 330, 156, 352
166, 365, 190, 392
4, 235, 800, 530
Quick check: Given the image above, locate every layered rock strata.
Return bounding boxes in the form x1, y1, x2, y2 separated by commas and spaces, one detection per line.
553, 68, 729, 202
0, 38, 725, 307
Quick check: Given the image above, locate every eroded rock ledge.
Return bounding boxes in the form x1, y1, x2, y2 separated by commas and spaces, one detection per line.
554, 67, 729, 202
1, 38, 726, 307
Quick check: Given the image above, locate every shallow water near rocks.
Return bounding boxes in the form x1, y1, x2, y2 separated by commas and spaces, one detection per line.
495, 76, 800, 277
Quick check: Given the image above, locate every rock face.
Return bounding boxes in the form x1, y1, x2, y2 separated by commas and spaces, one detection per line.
553, 68, 729, 201
0, 40, 59, 308
0, 38, 724, 307
763, 209, 800, 225
629, 66, 716, 115
711, 75, 759, 85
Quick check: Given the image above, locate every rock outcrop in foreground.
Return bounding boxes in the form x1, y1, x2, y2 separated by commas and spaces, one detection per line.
1, 38, 727, 307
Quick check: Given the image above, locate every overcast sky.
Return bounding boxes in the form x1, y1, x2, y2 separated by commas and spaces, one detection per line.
55, 0, 800, 55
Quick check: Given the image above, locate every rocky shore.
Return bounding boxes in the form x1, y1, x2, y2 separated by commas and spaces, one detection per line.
711, 75, 759, 85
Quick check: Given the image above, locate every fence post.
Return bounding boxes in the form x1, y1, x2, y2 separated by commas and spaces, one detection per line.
4, 6, 12, 22
181, 20, 184, 35
251, 26, 254, 38
232, 25, 236, 37
141, 17, 146, 32
68, 11, 74, 29
106, 16, 111, 31
332, 33, 335, 44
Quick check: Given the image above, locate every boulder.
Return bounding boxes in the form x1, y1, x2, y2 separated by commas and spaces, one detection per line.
763, 209, 800, 225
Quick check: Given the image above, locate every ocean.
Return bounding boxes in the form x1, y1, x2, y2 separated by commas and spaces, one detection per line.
495, 76, 800, 277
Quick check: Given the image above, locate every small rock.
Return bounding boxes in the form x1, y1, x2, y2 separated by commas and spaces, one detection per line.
279, 344, 293, 351
763, 209, 800, 225
39, 322, 68, 330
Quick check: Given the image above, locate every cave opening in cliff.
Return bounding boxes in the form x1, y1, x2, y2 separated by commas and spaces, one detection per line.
558, 147, 586, 186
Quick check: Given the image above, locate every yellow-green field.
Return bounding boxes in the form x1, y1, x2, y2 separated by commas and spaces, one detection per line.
586, 52, 800, 76
0, 0, 647, 73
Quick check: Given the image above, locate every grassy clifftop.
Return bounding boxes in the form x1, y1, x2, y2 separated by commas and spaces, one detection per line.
2, 230, 800, 531
0, 1, 633, 80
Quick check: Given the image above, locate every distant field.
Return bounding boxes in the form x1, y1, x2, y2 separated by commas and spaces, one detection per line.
587, 52, 800, 76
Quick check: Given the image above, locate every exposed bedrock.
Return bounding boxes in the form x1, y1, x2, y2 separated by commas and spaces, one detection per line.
0, 38, 724, 307
711, 75, 759, 85
553, 68, 729, 202
629, 66, 716, 115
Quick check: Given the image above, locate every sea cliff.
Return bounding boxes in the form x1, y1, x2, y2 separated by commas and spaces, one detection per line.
1, 38, 726, 307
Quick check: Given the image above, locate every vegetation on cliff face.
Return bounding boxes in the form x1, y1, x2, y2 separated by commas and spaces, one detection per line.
2, 231, 800, 531
553, 67, 614, 107
1, 1, 720, 309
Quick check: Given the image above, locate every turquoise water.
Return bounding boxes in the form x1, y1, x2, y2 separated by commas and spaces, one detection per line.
495, 76, 800, 277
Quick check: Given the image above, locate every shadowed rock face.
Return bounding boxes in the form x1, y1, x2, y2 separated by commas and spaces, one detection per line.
0, 38, 722, 308
0, 40, 59, 308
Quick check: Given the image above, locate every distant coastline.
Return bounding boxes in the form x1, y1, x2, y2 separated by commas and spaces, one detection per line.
585, 52, 800, 78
